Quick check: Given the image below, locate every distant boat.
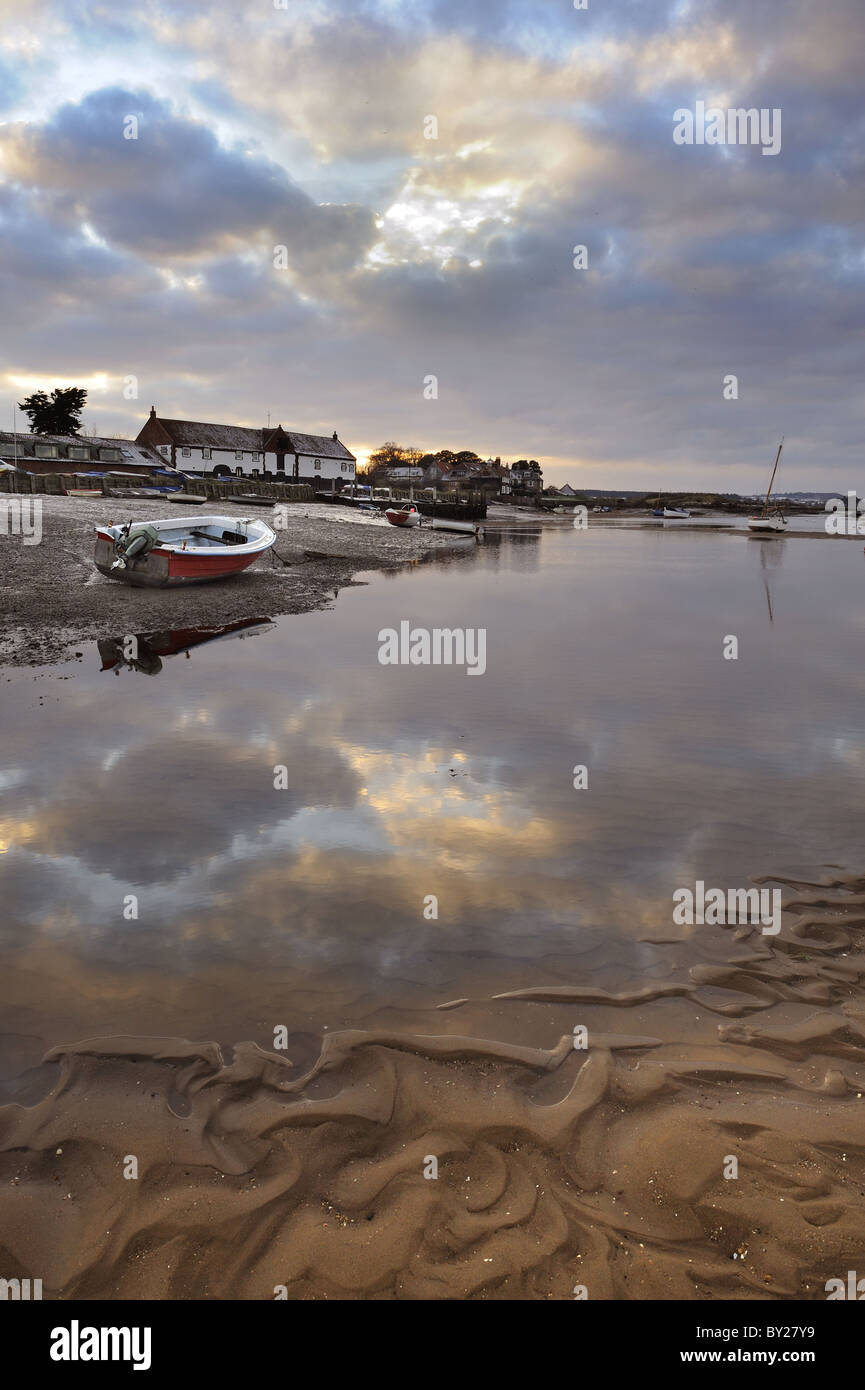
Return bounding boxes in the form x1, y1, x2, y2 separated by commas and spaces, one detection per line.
429, 516, 479, 535
663, 507, 690, 519
227, 493, 277, 508
385, 504, 422, 528
94, 514, 276, 587
748, 438, 787, 532
108, 486, 182, 499
65, 486, 103, 498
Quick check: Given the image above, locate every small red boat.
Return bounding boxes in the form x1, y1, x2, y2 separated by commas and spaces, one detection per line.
94, 514, 276, 587
384, 503, 422, 527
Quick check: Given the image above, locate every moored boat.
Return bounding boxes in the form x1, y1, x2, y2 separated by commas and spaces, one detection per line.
748, 438, 787, 532
663, 507, 690, 518
94, 514, 276, 587
429, 516, 479, 535
747, 513, 787, 532
66, 486, 103, 498
227, 494, 278, 508
385, 504, 422, 527
107, 486, 182, 499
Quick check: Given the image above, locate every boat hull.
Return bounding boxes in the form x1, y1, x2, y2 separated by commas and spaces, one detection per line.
94, 514, 275, 587
385, 508, 421, 527
747, 517, 786, 532
94, 537, 265, 586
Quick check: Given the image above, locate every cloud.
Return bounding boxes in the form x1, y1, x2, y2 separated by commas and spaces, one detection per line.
0, 87, 375, 270
0, 0, 862, 484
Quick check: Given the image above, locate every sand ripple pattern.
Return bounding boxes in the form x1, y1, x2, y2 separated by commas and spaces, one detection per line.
2, 872, 865, 1299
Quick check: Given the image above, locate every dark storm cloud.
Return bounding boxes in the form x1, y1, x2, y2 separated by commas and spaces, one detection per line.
0, 87, 375, 266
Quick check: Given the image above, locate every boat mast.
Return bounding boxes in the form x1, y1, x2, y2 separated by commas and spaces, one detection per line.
761, 437, 784, 517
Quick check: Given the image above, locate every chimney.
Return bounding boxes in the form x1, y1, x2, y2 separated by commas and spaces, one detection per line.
149, 406, 156, 419
332, 431, 338, 441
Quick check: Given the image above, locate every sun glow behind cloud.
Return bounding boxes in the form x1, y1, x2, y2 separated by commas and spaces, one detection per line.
367, 168, 522, 268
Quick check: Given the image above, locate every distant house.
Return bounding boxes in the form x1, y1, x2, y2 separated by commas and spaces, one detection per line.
135, 409, 356, 485
386, 465, 424, 481
502, 460, 543, 495
558, 483, 578, 497
421, 454, 504, 496
0, 430, 166, 476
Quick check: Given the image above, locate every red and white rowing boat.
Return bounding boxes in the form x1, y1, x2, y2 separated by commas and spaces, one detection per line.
384, 503, 422, 527
94, 514, 276, 587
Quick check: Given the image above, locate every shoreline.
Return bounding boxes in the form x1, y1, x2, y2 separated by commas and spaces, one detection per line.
0, 496, 467, 666
1, 498, 853, 667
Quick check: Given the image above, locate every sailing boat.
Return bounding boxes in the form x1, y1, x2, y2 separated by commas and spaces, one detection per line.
748, 438, 787, 532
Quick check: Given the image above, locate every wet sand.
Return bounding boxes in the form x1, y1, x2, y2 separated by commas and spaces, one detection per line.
1, 871, 864, 1299
0, 496, 464, 666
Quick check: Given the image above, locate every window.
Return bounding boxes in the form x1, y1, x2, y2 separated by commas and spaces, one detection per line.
252, 452, 260, 461
34, 443, 58, 458
202, 448, 211, 460
234, 466, 243, 476
235, 451, 244, 461
314, 459, 321, 470
182, 447, 191, 457
68, 446, 89, 460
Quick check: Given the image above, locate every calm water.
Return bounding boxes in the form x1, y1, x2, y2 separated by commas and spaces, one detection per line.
2, 523, 864, 1073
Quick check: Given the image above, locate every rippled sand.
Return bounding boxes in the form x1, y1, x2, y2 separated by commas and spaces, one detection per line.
2, 871, 864, 1299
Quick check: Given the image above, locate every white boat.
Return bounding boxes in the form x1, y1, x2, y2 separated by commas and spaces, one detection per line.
663, 507, 690, 519
747, 513, 787, 533
384, 504, 422, 528
94, 514, 276, 587
748, 438, 787, 532
429, 517, 479, 535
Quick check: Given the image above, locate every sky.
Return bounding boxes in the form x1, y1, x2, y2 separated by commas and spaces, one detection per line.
0, 0, 862, 490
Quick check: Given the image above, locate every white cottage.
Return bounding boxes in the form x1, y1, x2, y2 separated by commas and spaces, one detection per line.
136, 410, 356, 486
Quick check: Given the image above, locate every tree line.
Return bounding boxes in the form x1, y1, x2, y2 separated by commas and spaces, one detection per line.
361, 441, 489, 479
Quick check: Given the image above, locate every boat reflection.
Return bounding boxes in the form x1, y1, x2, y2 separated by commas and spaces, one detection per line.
98, 616, 275, 675
754, 535, 786, 626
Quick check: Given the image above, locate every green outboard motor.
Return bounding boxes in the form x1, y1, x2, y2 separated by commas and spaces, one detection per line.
111, 522, 161, 571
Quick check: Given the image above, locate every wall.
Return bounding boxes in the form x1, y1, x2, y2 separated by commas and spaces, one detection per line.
168, 447, 355, 482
